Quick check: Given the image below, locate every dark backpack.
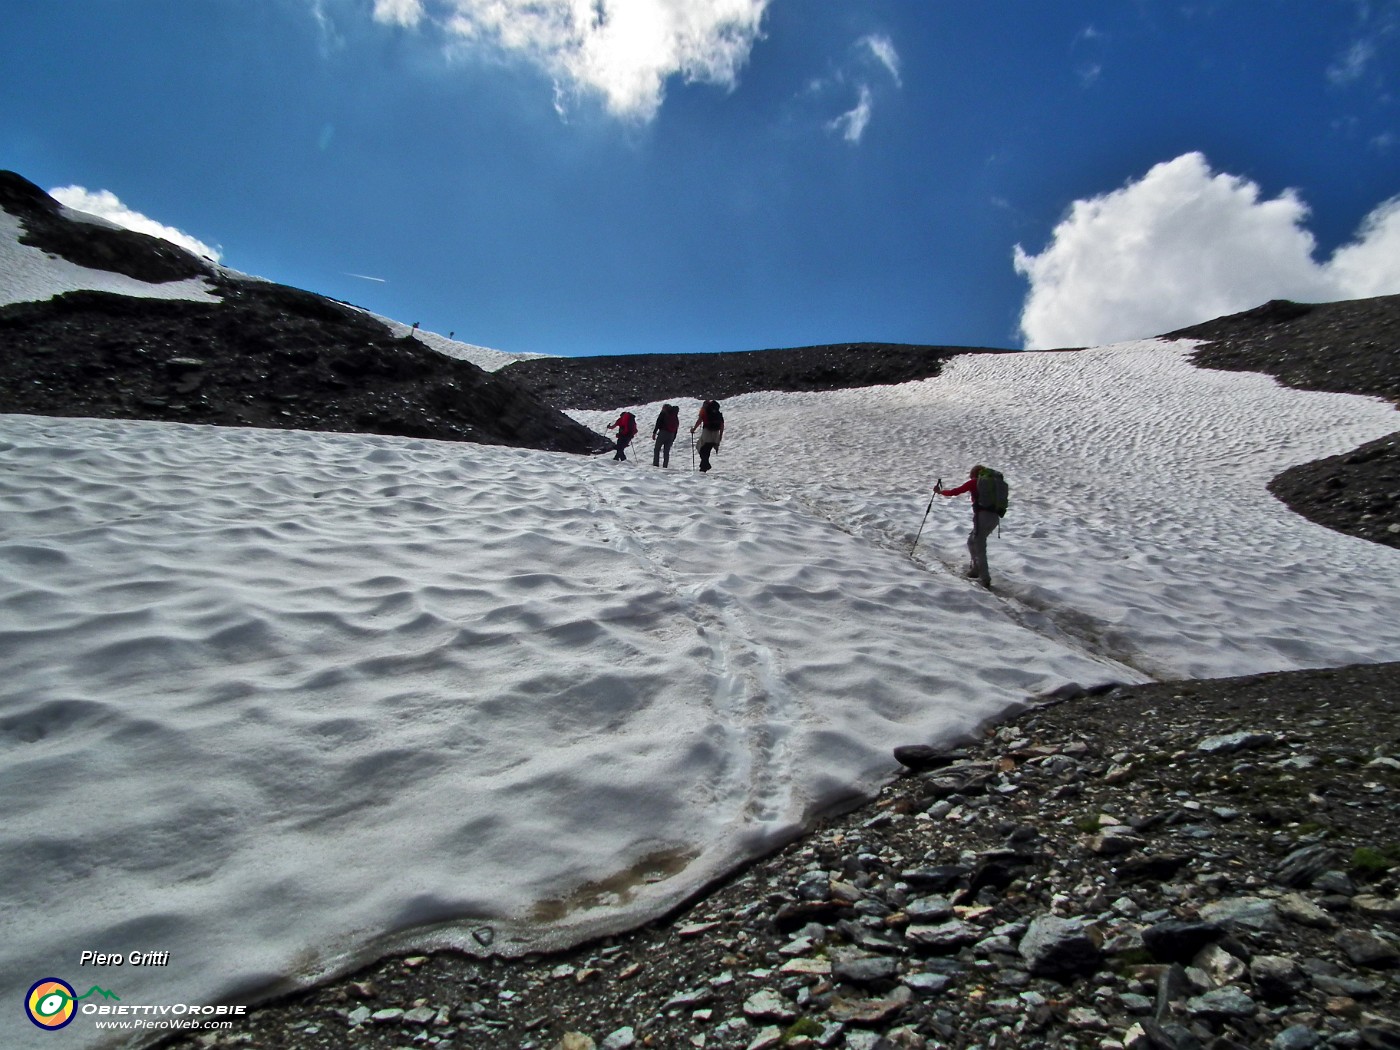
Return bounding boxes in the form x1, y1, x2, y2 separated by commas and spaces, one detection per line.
975, 468, 1009, 517
657, 405, 679, 433
704, 400, 724, 430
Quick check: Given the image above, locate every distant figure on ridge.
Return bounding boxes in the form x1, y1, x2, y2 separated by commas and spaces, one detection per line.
607, 411, 638, 461
935, 464, 1009, 588
690, 400, 725, 473
652, 404, 680, 468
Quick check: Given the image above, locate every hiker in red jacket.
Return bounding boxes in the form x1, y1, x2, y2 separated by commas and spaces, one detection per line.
607, 411, 638, 461
936, 464, 1003, 588
689, 400, 725, 473
651, 404, 680, 468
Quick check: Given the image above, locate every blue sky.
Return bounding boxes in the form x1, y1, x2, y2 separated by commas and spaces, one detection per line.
3, 1, 1399, 356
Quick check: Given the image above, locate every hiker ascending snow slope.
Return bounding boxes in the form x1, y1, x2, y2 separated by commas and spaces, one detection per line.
690, 399, 725, 473
651, 404, 680, 468
607, 410, 639, 461
936, 464, 1009, 588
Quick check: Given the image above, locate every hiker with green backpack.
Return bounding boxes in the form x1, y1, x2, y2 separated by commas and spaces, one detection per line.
935, 464, 1009, 588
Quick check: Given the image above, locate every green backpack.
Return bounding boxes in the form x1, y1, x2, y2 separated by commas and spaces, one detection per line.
975, 468, 1009, 517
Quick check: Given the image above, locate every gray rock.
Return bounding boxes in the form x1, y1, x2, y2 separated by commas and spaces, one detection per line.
1090, 826, 1146, 855
1018, 915, 1104, 977
903, 895, 954, 923
1250, 954, 1306, 1004
1185, 985, 1256, 1020
1141, 919, 1225, 963
1271, 1025, 1323, 1050
346, 1005, 372, 1026
1193, 942, 1246, 984
1120, 992, 1155, 1014
743, 1025, 784, 1050
743, 988, 797, 1022
901, 972, 953, 996
832, 952, 900, 985
401, 1005, 438, 1025
601, 1028, 637, 1050
1277, 891, 1337, 929
1199, 896, 1280, 931
905, 919, 979, 952
663, 987, 714, 1010
1333, 929, 1400, 968
1313, 869, 1357, 895
1196, 731, 1279, 753
1275, 845, 1344, 888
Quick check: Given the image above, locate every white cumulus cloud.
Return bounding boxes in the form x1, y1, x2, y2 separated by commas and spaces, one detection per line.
374, 0, 771, 121
1012, 152, 1400, 349
48, 186, 223, 262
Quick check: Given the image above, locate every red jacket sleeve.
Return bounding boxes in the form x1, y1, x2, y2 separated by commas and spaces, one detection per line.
941, 478, 975, 497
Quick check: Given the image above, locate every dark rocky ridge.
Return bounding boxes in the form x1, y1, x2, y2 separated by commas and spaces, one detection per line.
501, 342, 1012, 412
0, 169, 214, 284
0, 285, 610, 453
0, 171, 610, 455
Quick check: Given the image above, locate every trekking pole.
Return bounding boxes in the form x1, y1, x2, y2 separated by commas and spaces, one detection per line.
911, 479, 941, 555
690, 432, 696, 472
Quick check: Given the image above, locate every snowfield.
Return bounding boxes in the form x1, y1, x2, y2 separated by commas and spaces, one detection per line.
3, 205, 1400, 1048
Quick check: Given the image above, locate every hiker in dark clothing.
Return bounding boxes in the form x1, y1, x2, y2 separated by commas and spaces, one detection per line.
936, 464, 1005, 588
690, 400, 725, 473
607, 411, 638, 461
652, 404, 680, 467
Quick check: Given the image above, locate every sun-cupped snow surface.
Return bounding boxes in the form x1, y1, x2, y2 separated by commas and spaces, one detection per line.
0, 207, 218, 307
576, 342, 1400, 681
0, 413, 1123, 1049
3, 340, 1399, 1049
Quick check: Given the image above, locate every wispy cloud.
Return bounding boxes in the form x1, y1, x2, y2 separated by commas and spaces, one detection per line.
1071, 23, 1107, 88
1012, 152, 1400, 348
345, 273, 388, 283
827, 85, 873, 144
861, 34, 901, 87
1328, 0, 1400, 87
48, 186, 222, 262
1328, 38, 1376, 84
367, 0, 772, 122
816, 32, 901, 145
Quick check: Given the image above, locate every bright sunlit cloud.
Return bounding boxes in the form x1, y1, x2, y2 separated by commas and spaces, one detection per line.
48, 186, 222, 262
372, 0, 771, 121
1012, 152, 1400, 349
